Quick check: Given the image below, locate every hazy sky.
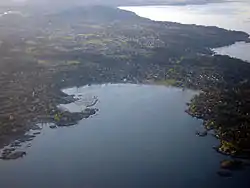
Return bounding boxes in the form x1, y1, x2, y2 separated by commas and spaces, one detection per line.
0, 0, 225, 3
0, 0, 242, 6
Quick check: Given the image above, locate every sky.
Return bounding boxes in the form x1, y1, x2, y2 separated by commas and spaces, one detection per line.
0, 0, 243, 6
0, 0, 225, 4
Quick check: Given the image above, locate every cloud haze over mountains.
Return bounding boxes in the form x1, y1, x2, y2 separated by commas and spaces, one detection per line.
0, 0, 231, 6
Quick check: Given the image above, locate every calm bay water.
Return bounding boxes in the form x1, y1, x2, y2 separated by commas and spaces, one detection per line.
120, 1, 250, 62
0, 84, 249, 188
213, 42, 250, 62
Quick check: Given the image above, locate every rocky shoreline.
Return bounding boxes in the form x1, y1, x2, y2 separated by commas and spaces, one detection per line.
186, 89, 250, 159
0, 90, 99, 160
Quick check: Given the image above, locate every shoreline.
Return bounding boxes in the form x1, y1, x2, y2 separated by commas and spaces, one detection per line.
0, 5, 249, 162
